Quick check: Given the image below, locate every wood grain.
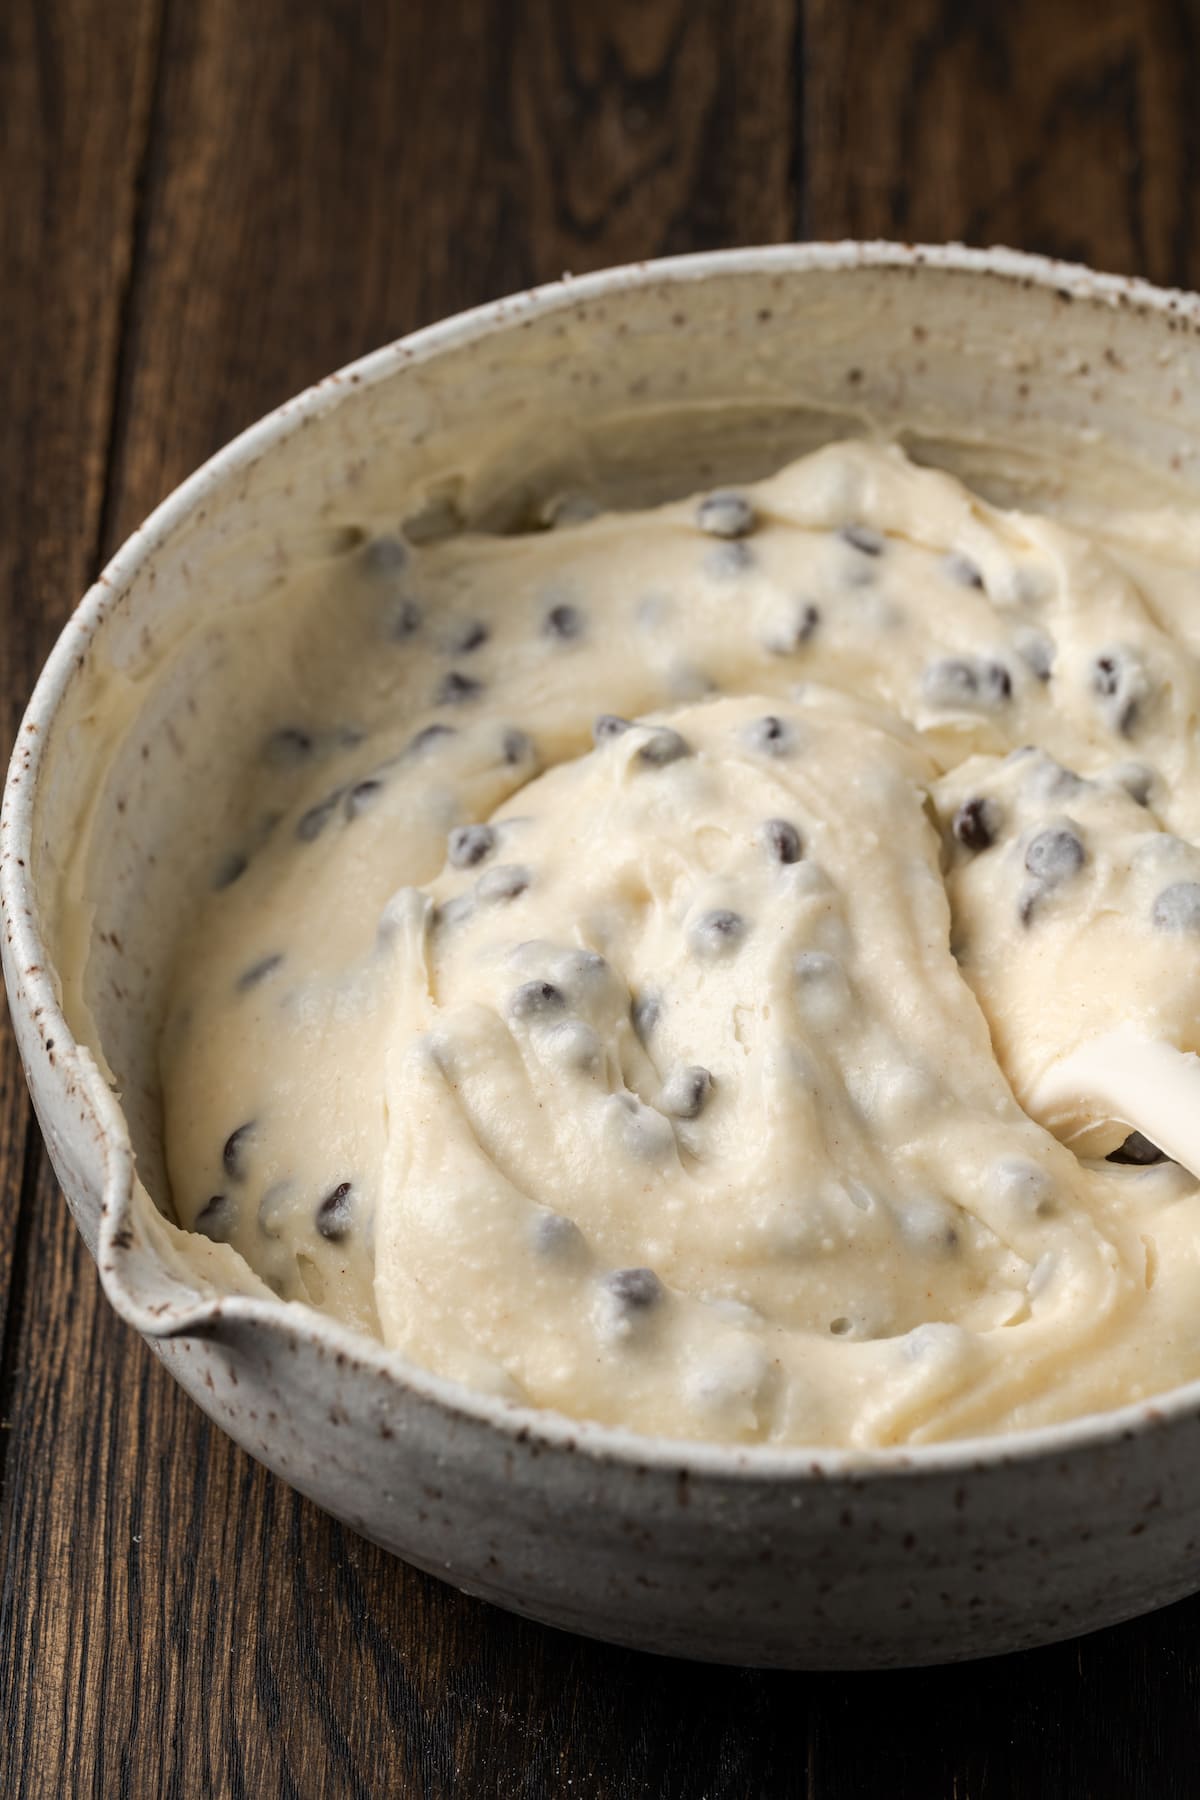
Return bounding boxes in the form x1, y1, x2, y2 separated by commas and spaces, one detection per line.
0, 0, 163, 1675
5, 1, 1200, 1795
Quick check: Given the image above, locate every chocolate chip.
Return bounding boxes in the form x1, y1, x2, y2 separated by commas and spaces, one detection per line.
696, 491, 756, 538
1020, 826, 1086, 921
1107, 1131, 1167, 1166
704, 540, 755, 579
899, 1196, 961, 1258
502, 727, 537, 766
690, 909, 747, 955
407, 722, 457, 757
605, 1267, 663, 1310
263, 727, 315, 770
594, 713, 632, 743
510, 979, 566, 1019
237, 952, 284, 992
387, 598, 423, 641
1025, 826, 1086, 884
944, 552, 984, 589
921, 657, 1012, 710
543, 602, 583, 640
1091, 649, 1148, 737
195, 1194, 235, 1244
533, 1211, 587, 1257
296, 790, 345, 842
631, 992, 660, 1040
661, 1065, 713, 1119
344, 778, 384, 819
636, 727, 690, 767
953, 797, 1002, 853
212, 851, 248, 891
453, 619, 489, 653
1152, 881, 1200, 933
477, 863, 530, 903
437, 670, 483, 706
362, 535, 407, 575
839, 524, 885, 557
448, 824, 496, 868
222, 1123, 254, 1181
763, 818, 803, 863
316, 1181, 354, 1242
744, 715, 793, 757
1016, 631, 1055, 682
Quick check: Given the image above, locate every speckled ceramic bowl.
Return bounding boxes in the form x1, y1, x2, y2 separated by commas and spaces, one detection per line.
8, 243, 1200, 1670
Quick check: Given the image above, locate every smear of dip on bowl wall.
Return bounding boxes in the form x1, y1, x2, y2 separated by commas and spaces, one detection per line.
8, 245, 1200, 1668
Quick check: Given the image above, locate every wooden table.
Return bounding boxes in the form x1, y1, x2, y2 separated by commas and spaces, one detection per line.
3, 2, 1199, 1793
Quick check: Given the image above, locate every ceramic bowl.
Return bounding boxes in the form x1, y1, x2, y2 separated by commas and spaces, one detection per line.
8, 243, 1200, 1670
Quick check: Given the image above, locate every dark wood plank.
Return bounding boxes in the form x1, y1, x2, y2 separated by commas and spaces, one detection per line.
0, 6, 164, 1771
0, 0, 162, 1352
802, 0, 1200, 286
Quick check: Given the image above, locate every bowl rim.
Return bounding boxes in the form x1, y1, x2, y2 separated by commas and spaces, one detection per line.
8, 236, 1200, 1485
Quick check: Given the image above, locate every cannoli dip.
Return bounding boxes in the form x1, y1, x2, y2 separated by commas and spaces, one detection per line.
158, 441, 1200, 1447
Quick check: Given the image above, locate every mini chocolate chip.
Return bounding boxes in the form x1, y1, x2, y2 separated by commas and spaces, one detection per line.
510, 979, 566, 1019
922, 656, 1012, 710
454, 619, 489, 653
839, 523, 885, 556
636, 727, 690, 767
387, 598, 423, 640
944, 552, 984, 589
605, 1267, 663, 1309
448, 824, 496, 868
1016, 631, 1055, 681
543, 602, 583, 640
477, 863, 530, 903
704, 539, 754, 579
953, 797, 1002, 853
690, 909, 747, 955
763, 818, 803, 863
222, 1123, 255, 1181
533, 1211, 587, 1257
661, 1065, 714, 1119
502, 727, 536, 765
1091, 649, 1148, 737
631, 992, 660, 1039
316, 1181, 354, 1242
296, 789, 345, 842
594, 713, 632, 743
362, 535, 407, 575
407, 722, 457, 757
1152, 881, 1200, 933
195, 1194, 236, 1244
213, 851, 248, 891
437, 670, 483, 706
793, 601, 821, 644
344, 778, 384, 819
744, 715, 792, 756
1025, 827, 1086, 884
431, 893, 474, 932
263, 727, 315, 770
1107, 1131, 1167, 1166
764, 601, 821, 656
696, 491, 756, 538
237, 952, 284, 992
